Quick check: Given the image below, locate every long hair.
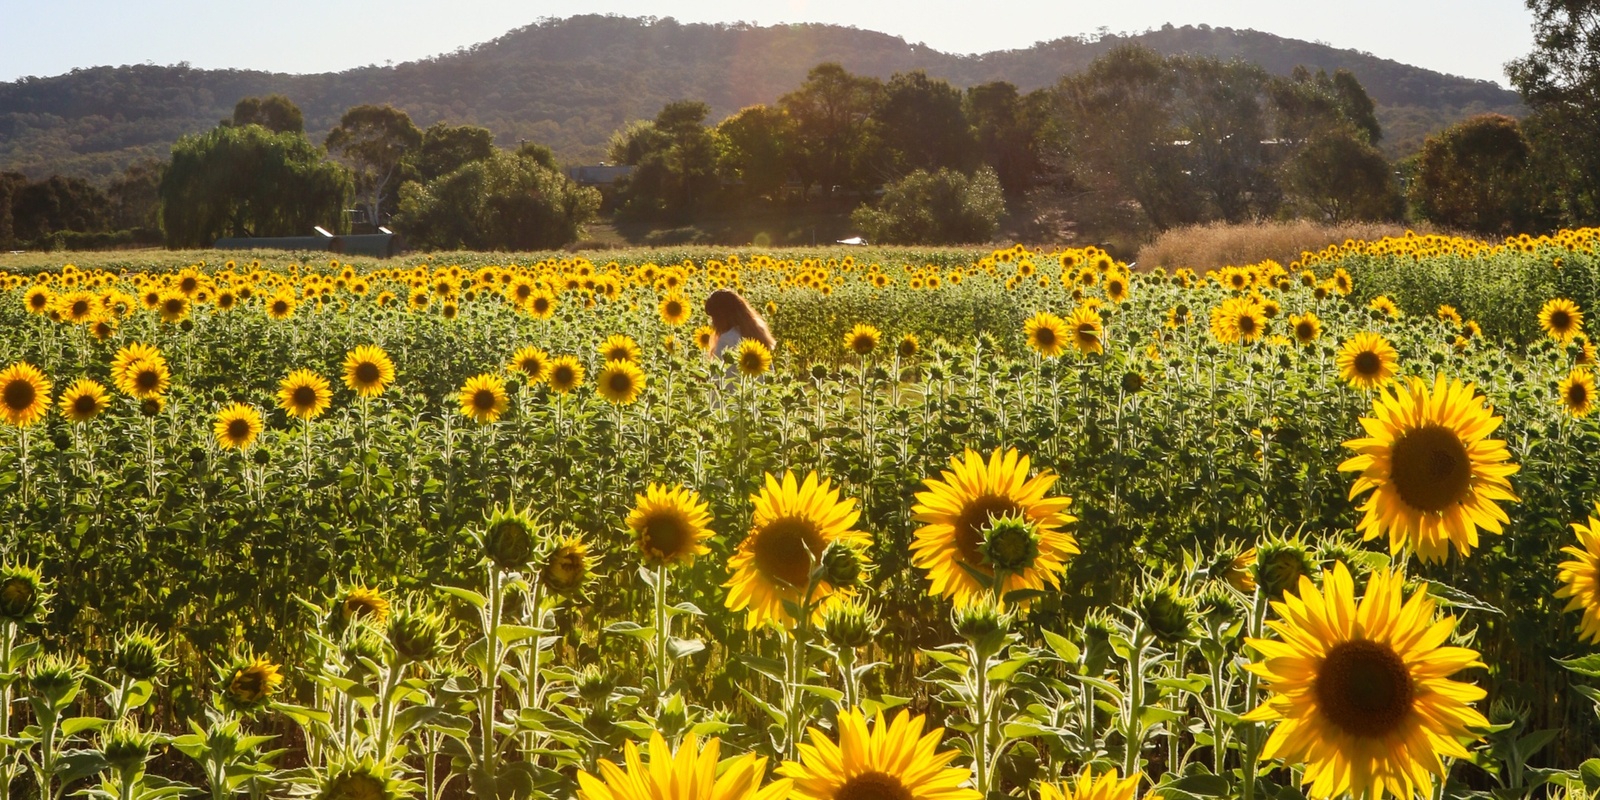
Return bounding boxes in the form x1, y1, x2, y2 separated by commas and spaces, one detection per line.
704, 289, 776, 352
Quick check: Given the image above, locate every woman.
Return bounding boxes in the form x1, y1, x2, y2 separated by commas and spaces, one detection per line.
704, 289, 776, 359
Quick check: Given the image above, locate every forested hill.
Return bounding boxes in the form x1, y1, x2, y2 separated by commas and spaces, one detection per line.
0, 15, 1523, 184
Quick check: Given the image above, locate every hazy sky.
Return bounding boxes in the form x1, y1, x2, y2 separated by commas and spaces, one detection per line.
0, 0, 1536, 87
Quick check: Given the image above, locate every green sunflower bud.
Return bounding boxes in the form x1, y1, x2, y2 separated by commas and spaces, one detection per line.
655, 693, 689, 737
822, 596, 879, 651
113, 628, 170, 682
482, 509, 538, 572
576, 665, 614, 705
0, 563, 46, 622
1193, 582, 1241, 628
101, 722, 155, 773
981, 514, 1041, 575
1134, 579, 1195, 645
386, 604, 447, 664
1256, 537, 1316, 599
1081, 610, 1116, 675
818, 542, 867, 590
29, 653, 85, 696
953, 594, 1012, 660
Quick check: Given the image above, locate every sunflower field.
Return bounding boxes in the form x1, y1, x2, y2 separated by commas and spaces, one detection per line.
3, 230, 1600, 800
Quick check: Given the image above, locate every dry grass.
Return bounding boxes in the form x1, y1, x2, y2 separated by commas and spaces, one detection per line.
1134, 220, 1473, 271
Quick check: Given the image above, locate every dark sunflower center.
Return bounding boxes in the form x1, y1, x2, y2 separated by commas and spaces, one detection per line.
742, 352, 764, 370
608, 373, 632, 394
1034, 327, 1058, 347
272, 301, 288, 314
227, 419, 252, 441
180, 277, 198, 293
1296, 321, 1315, 340
667, 301, 683, 316
753, 517, 825, 589
1076, 323, 1096, 341
29, 294, 47, 310
515, 285, 532, 300
3, 379, 36, 411
1571, 383, 1590, 406
519, 358, 540, 374
1388, 424, 1472, 512
642, 512, 690, 559
472, 389, 497, 411
164, 298, 184, 313
1238, 315, 1258, 335
1552, 310, 1573, 331
954, 495, 1024, 568
535, 298, 550, 312
291, 386, 318, 408
231, 669, 265, 700
607, 348, 629, 361
135, 370, 159, 391
1353, 350, 1382, 376
354, 362, 381, 384
1315, 639, 1413, 737
71, 300, 90, 316
73, 394, 98, 415
553, 367, 574, 386
834, 772, 914, 800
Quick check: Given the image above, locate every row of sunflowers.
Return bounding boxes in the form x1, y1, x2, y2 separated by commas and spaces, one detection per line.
1, 232, 1600, 799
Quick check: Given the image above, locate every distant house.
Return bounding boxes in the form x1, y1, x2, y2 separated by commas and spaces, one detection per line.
564, 165, 635, 186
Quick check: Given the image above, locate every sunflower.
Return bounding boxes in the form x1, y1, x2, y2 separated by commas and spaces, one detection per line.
627, 483, 714, 568
111, 343, 164, 386
694, 325, 716, 352
266, 292, 296, 320
1336, 332, 1399, 390
527, 291, 556, 319
1243, 563, 1488, 800
658, 293, 691, 326
1104, 272, 1130, 303
509, 346, 549, 384
897, 333, 919, 359
223, 655, 283, 711
458, 373, 509, 423
1340, 375, 1520, 563
1557, 506, 1600, 643
1024, 311, 1067, 358
1540, 297, 1584, 343
58, 378, 109, 423
1368, 295, 1401, 319
844, 324, 880, 356
158, 292, 190, 324
343, 345, 396, 398
725, 471, 871, 630
23, 286, 53, 315
577, 732, 790, 800
214, 403, 263, 450
339, 586, 390, 624
117, 358, 170, 400
0, 362, 52, 428
1289, 312, 1322, 345
599, 334, 641, 363
910, 448, 1077, 608
547, 356, 585, 394
1437, 305, 1462, 327
779, 709, 979, 800
1039, 767, 1141, 800
1210, 297, 1267, 345
737, 339, 772, 377
1066, 305, 1103, 355
277, 369, 332, 421
596, 359, 645, 405
1562, 369, 1596, 417
541, 535, 592, 597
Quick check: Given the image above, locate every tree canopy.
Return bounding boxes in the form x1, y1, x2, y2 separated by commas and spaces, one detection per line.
160, 124, 351, 247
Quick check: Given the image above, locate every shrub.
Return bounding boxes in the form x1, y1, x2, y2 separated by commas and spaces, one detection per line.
851, 167, 1005, 245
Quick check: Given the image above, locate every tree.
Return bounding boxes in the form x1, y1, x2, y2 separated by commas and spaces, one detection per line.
1284, 128, 1402, 222
873, 71, 976, 179
1408, 114, 1544, 234
966, 82, 1049, 196
325, 105, 422, 228
409, 123, 497, 184
851, 167, 1005, 245
108, 158, 166, 231
230, 95, 304, 134
160, 124, 351, 247
780, 63, 883, 197
1169, 56, 1281, 223
10, 176, 111, 244
0, 172, 27, 249
397, 149, 600, 251
1508, 0, 1600, 224
608, 100, 720, 221
715, 105, 794, 201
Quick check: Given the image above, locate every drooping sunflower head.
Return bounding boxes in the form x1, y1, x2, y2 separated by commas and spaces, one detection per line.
1562, 369, 1596, 417
1242, 563, 1488, 800
910, 447, 1077, 608
315, 759, 405, 800
897, 333, 919, 359
725, 470, 871, 630
1039, 767, 1142, 800
540, 534, 593, 598
0, 562, 48, 622
844, 323, 881, 356
596, 359, 645, 405
1540, 297, 1584, 343
1437, 305, 1462, 327
778, 709, 979, 800
481, 507, 539, 571
385, 601, 449, 664
343, 345, 396, 398
1253, 536, 1315, 599
277, 369, 332, 421
509, 346, 549, 384
1340, 374, 1520, 563
58, 378, 109, 424
577, 732, 789, 800
1066, 305, 1103, 355
737, 338, 772, 377
338, 585, 391, 626
101, 720, 157, 774
1368, 295, 1401, 319
219, 654, 284, 714
627, 483, 714, 568
1336, 332, 1398, 390
213, 403, 263, 451
1024, 311, 1067, 358
1132, 576, 1195, 644
0, 362, 52, 428
1558, 505, 1600, 644
547, 356, 585, 394
457, 373, 509, 424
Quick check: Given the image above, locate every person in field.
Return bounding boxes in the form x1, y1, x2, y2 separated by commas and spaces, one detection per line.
704, 289, 776, 359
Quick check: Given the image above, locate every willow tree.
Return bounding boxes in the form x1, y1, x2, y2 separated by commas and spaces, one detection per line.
159, 124, 351, 248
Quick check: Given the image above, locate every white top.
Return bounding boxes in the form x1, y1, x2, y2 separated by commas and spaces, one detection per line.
712, 329, 743, 358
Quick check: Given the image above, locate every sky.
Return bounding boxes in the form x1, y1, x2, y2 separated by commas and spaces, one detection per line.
0, 0, 1536, 87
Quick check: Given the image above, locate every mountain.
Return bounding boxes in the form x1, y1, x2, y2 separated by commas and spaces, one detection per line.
0, 15, 1524, 185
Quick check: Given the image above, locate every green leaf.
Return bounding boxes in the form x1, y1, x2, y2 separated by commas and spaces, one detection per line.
60, 716, 110, 737
438, 585, 488, 610
1040, 629, 1080, 663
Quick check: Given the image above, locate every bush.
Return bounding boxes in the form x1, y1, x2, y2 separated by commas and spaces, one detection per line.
851, 167, 1005, 245
397, 150, 600, 251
